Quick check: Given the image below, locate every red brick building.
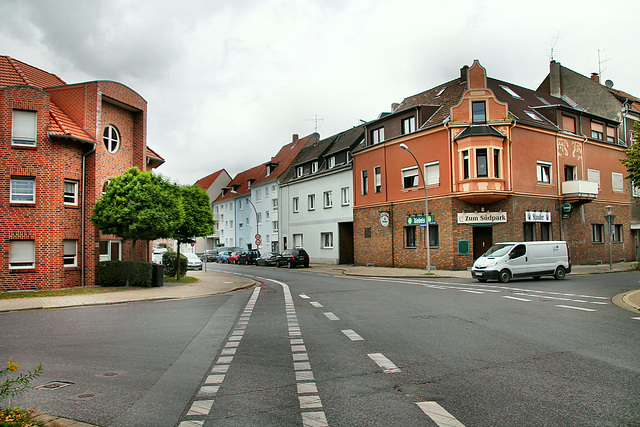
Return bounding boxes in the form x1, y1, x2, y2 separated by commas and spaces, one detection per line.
1, 56, 164, 291
353, 60, 633, 270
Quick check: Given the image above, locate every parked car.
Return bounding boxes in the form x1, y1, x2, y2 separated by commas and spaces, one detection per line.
228, 251, 244, 264
217, 250, 233, 263
276, 248, 310, 268
255, 252, 279, 266
184, 253, 203, 270
239, 249, 261, 265
202, 250, 218, 262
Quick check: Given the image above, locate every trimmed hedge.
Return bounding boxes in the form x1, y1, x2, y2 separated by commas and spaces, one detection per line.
97, 261, 153, 287
162, 252, 187, 278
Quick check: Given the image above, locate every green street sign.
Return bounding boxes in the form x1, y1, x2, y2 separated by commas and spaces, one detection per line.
406, 215, 435, 226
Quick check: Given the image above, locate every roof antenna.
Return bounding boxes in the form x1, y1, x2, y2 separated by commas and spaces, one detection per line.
306, 114, 324, 132
598, 49, 608, 79
550, 31, 559, 61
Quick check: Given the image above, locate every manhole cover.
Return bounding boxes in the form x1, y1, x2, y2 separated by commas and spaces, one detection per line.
36, 381, 74, 390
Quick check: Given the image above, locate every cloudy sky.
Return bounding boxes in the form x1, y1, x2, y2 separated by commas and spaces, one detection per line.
2, 0, 639, 185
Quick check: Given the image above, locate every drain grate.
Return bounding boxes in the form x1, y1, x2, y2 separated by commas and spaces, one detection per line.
36, 381, 74, 390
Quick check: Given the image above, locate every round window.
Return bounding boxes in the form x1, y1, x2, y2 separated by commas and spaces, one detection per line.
103, 125, 120, 153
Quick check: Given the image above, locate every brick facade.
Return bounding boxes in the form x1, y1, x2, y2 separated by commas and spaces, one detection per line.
1, 56, 162, 291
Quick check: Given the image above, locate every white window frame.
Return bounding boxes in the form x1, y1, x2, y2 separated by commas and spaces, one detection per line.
64, 180, 78, 205
402, 166, 419, 189
374, 166, 382, 193
239, 219, 244, 229
321, 232, 334, 249
239, 199, 243, 210
296, 166, 304, 177
308, 194, 316, 210
99, 240, 121, 262
323, 191, 333, 208
293, 197, 299, 213
272, 198, 279, 211
9, 240, 35, 269
341, 187, 350, 206
401, 116, 416, 134
103, 125, 120, 153
371, 127, 385, 144
257, 213, 262, 225
273, 220, 279, 232
10, 177, 35, 203
424, 161, 440, 186
12, 110, 37, 146
361, 170, 368, 195
328, 156, 336, 169
612, 172, 624, 192
537, 161, 552, 183
63, 239, 78, 267
293, 234, 303, 248
256, 189, 262, 201
311, 161, 318, 173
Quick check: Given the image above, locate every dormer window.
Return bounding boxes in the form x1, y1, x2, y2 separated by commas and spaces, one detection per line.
401, 117, 416, 135
562, 115, 576, 133
606, 126, 616, 143
371, 127, 385, 144
591, 121, 604, 140
328, 156, 336, 169
472, 101, 486, 123
247, 179, 255, 188
296, 166, 303, 177
231, 184, 240, 192
311, 161, 318, 173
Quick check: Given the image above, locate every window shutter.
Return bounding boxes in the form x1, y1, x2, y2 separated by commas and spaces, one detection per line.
13, 111, 37, 142
10, 241, 35, 264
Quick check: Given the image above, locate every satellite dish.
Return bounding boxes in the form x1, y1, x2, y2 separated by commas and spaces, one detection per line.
605, 79, 614, 89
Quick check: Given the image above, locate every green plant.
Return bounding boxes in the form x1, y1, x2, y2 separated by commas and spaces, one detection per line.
0, 407, 42, 426
1, 359, 42, 407
96, 261, 152, 287
162, 252, 187, 278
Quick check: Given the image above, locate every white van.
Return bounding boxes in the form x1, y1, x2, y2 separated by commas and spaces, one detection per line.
471, 241, 571, 283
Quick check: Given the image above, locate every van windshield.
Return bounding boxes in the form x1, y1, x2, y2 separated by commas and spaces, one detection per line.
483, 243, 514, 258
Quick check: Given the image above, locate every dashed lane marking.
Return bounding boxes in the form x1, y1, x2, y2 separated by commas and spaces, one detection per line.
299, 294, 311, 299
341, 329, 364, 341
502, 295, 532, 302
310, 301, 324, 308
632, 317, 640, 320
556, 304, 597, 312
416, 401, 465, 427
367, 353, 401, 373
323, 312, 340, 321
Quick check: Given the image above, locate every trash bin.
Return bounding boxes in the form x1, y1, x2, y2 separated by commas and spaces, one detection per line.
151, 263, 164, 287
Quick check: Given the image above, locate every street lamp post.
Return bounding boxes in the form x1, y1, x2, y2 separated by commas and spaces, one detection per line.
400, 143, 431, 272
231, 190, 259, 250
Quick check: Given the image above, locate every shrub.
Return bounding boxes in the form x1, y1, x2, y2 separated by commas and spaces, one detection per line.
162, 252, 187, 278
96, 261, 152, 287
1, 359, 42, 409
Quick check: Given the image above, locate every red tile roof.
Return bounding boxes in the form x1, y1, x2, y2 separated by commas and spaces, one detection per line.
213, 163, 265, 203
251, 134, 314, 186
0, 55, 66, 89
195, 169, 227, 190
47, 102, 95, 143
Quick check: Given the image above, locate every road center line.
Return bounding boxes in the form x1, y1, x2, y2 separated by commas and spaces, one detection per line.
367, 353, 401, 373
323, 312, 340, 321
342, 329, 364, 341
416, 401, 465, 427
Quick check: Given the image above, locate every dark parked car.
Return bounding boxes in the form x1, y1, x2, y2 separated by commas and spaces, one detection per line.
256, 252, 279, 266
276, 248, 310, 268
202, 250, 218, 262
239, 249, 261, 265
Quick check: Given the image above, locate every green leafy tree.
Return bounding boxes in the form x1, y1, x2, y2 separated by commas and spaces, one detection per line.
91, 167, 184, 283
621, 122, 640, 186
172, 184, 215, 279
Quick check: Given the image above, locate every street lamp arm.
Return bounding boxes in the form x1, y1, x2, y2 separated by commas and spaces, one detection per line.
400, 143, 431, 272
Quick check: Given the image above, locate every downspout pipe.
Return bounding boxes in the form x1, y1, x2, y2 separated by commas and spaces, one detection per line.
81, 142, 97, 287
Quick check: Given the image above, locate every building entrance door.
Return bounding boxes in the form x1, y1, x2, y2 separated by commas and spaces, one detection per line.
473, 227, 493, 260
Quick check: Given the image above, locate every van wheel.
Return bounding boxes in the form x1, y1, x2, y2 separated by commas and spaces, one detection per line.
498, 269, 511, 283
554, 266, 566, 280
532, 276, 541, 280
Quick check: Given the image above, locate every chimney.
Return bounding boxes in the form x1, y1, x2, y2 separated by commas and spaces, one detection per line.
460, 65, 469, 82
591, 73, 600, 83
292, 134, 299, 143
549, 60, 561, 98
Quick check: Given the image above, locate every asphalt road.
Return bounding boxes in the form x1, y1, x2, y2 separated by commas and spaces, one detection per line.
1, 265, 639, 426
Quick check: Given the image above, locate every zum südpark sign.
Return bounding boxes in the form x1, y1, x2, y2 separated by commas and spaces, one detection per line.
457, 211, 507, 225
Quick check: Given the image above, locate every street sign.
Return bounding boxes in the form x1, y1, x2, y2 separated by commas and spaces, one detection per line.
255, 238, 262, 246
255, 233, 261, 240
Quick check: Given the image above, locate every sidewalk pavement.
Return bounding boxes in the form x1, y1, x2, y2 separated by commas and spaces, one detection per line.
3, 262, 637, 427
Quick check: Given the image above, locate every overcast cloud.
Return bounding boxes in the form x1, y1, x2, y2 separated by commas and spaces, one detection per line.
2, 0, 639, 184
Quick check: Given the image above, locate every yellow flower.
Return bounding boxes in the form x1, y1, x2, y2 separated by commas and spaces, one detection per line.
7, 358, 21, 372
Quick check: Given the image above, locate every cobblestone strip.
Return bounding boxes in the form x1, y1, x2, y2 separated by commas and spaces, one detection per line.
178, 287, 261, 426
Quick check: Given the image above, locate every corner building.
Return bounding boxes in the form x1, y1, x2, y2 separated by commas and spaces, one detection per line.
353, 60, 633, 270
1, 56, 163, 291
